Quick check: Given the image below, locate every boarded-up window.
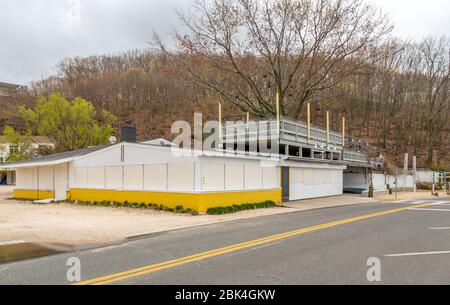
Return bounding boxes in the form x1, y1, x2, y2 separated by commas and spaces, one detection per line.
290, 168, 303, 184
202, 163, 225, 191
263, 167, 279, 189
88, 167, 105, 189
244, 164, 262, 190
105, 166, 122, 189
124, 165, 143, 189
144, 164, 167, 190
324, 170, 333, 184
73, 167, 88, 188
303, 169, 314, 185
16, 168, 35, 189
168, 163, 194, 191
313, 170, 323, 185
225, 164, 244, 190
38, 167, 54, 190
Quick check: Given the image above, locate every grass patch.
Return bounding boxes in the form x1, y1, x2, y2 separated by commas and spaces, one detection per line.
207, 201, 276, 215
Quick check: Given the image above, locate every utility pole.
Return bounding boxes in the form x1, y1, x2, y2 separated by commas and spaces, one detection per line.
412, 156, 417, 193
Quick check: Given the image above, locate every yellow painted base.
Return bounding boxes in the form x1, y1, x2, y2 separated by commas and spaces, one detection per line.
13, 189, 54, 200
68, 189, 282, 213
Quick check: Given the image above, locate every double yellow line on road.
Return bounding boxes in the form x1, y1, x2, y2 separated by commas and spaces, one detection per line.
75, 203, 431, 285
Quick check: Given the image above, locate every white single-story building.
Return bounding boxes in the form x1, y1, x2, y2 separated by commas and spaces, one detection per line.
0, 135, 55, 185
1, 140, 347, 213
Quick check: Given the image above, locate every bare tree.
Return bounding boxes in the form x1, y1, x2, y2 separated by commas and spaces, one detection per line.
418, 37, 450, 166
154, 0, 393, 118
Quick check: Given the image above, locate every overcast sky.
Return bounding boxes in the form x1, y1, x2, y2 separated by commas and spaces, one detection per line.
1, 0, 449, 85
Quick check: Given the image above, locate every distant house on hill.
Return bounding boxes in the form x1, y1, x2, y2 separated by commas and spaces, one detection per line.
0, 136, 55, 185
0, 82, 28, 97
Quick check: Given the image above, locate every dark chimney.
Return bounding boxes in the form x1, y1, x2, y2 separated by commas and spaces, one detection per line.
121, 125, 137, 143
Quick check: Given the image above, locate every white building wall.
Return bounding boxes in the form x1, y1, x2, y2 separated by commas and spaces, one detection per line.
105, 166, 123, 189
225, 164, 244, 190
373, 173, 387, 190
87, 167, 105, 189
202, 163, 225, 191
168, 163, 195, 191
73, 167, 88, 188
343, 173, 367, 190
38, 167, 53, 190
387, 175, 415, 188
16, 168, 34, 189
124, 165, 144, 189
416, 170, 433, 183
144, 164, 167, 190
289, 167, 343, 201
263, 167, 279, 189
244, 164, 263, 190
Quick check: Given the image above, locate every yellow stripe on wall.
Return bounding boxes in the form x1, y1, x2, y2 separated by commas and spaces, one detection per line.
68, 189, 282, 213
13, 189, 54, 200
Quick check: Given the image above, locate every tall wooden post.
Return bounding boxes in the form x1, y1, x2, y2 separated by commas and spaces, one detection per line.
276, 90, 280, 134
342, 116, 346, 148
326, 111, 330, 144
218, 102, 222, 144
307, 103, 311, 142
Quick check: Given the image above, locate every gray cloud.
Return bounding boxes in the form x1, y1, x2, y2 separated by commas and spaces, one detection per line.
0, 0, 449, 85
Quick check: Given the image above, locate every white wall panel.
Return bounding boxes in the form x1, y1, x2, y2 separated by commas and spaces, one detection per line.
54, 164, 68, 200
168, 163, 194, 191
291, 168, 303, 184
16, 168, 34, 189
105, 166, 122, 189
124, 165, 144, 189
343, 173, 367, 189
290, 168, 343, 200
144, 164, 167, 190
202, 163, 225, 191
38, 167, 53, 190
303, 168, 313, 184
225, 164, 244, 190
244, 164, 262, 190
73, 167, 88, 188
263, 167, 279, 189
373, 174, 387, 190
88, 167, 105, 189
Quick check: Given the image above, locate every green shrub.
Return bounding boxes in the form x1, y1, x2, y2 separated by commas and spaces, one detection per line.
207, 201, 276, 215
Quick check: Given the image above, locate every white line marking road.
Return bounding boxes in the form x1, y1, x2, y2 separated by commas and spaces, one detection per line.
409, 208, 450, 212
385, 251, 450, 257
429, 227, 450, 230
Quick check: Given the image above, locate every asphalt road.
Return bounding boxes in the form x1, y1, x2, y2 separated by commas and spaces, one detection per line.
1, 198, 450, 285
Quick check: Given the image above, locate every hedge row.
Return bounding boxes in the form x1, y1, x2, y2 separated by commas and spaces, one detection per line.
64, 200, 199, 215
207, 201, 276, 215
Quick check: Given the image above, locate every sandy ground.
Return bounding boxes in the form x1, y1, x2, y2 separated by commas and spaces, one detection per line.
0, 186, 379, 246
375, 190, 449, 201
4, 185, 446, 246
0, 186, 298, 246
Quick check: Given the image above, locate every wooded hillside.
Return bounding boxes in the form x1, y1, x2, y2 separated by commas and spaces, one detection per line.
1, 0, 449, 169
